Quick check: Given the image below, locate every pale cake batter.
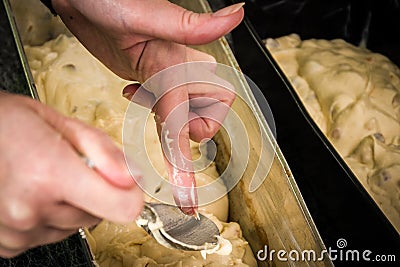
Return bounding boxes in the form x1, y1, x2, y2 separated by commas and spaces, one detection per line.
265, 34, 400, 232
25, 34, 257, 267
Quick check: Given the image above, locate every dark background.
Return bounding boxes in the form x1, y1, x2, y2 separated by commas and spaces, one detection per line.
230, 0, 400, 67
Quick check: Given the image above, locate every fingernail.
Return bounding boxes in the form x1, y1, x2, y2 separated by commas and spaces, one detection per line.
213, 2, 244, 17
122, 92, 133, 99
122, 87, 133, 99
122, 83, 140, 99
179, 205, 198, 217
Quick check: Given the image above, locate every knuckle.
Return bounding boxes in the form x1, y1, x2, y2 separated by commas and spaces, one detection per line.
118, 194, 144, 223
202, 53, 216, 63
123, 206, 141, 223
180, 10, 199, 41
199, 129, 217, 141
82, 124, 109, 142
3, 201, 39, 231
217, 87, 236, 106
207, 124, 221, 137
85, 216, 101, 228
226, 89, 236, 103
0, 248, 25, 259
72, 120, 114, 148
0, 231, 31, 253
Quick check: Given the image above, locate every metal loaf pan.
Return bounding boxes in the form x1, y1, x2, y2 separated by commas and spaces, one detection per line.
4, 0, 333, 266
223, 0, 400, 264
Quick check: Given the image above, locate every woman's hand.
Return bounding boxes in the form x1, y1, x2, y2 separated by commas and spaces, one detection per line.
0, 93, 143, 258
51, 0, 244, 81
51, 0, 243, 215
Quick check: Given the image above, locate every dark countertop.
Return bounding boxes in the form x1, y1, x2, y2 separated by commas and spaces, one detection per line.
0, 1, 28, 94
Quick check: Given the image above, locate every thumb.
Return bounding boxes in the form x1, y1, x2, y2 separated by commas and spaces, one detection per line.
63, 0, 244, 45
136, 2, 245, 45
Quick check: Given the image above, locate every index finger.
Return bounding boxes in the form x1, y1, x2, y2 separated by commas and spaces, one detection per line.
154, 86, 198, 216
25, 99, 145, 222
59, 151, 144, 223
